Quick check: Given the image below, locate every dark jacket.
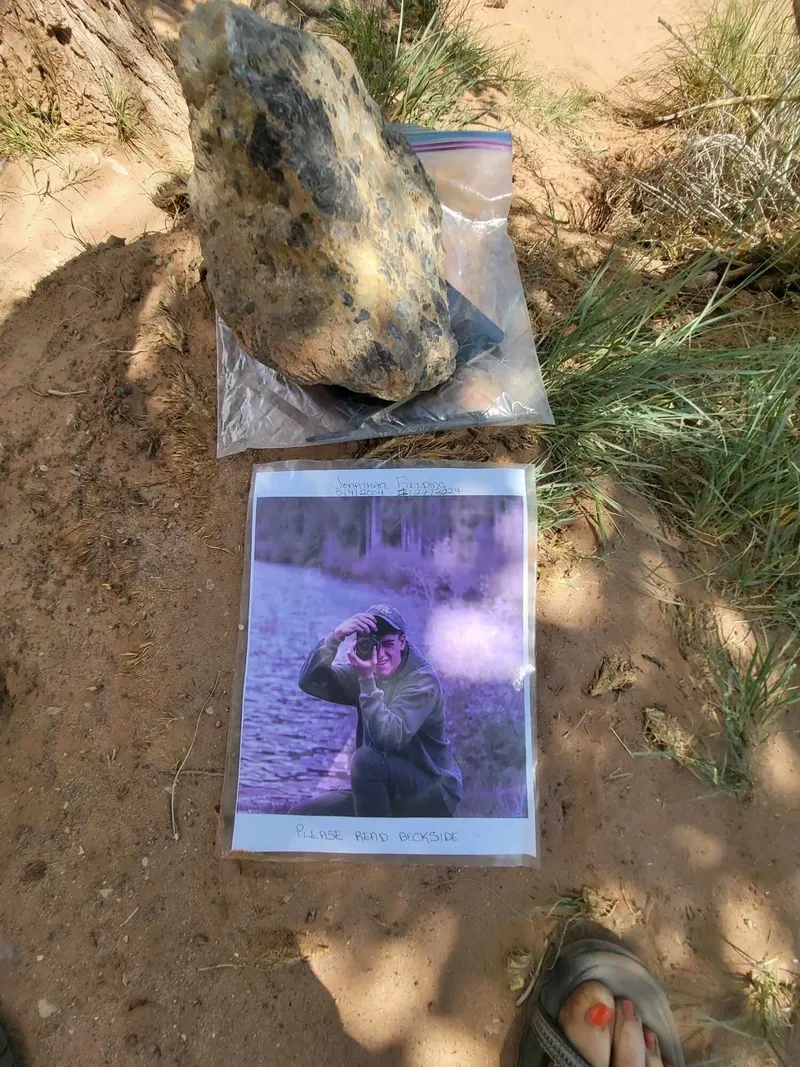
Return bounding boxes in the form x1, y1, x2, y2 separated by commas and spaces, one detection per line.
299, 634, 463, 811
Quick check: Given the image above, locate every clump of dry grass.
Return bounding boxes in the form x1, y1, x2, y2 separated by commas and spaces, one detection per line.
359, 426, 528, 463
56, 517, 137, 587
241, 926, 328, 971
673, 598, 717, 664
643, 611, 799, 798
532, 886, 619, 923
157, 364, 214, 481
102, 72, 144, 145
505, 887, 621, 1003
642, 705, 722, 785
150, 170, 191, 220
154, 298, 189, 356
587, 654, 638, 697
120, 640, 154, 672
743, 957, 798, 1042
0, 106, 90, 161
612, 0, 800, 252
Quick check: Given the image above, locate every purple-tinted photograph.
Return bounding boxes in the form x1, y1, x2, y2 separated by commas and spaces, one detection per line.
237, 493, 529, 819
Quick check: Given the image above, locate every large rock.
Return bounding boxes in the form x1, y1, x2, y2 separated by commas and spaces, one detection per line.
178, 1, 457, 401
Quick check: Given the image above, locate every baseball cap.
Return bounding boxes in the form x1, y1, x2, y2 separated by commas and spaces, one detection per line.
366, 604, 406, 634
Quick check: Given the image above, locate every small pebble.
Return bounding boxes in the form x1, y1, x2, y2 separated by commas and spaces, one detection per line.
46, 707, 62, 715
204, 705, 215, 717
238, 624, 245, 631
206, 579, 215, 591
99, 888, 113, 900
39, 464, 49, 473
141, 856, 149, 868
214, 720, 222, 728
37, 998, 58, 1019
173, 502, 180, 509
37, 954, 44, 962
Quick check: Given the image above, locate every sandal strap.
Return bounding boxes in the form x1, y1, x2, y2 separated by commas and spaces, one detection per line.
532, 1005, 596, 1067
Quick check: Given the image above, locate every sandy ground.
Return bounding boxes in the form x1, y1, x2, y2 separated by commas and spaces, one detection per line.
472, 0, 711, 94
1, 2, 798, 1066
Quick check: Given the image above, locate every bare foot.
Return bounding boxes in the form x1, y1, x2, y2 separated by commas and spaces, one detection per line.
557, 981, 615, 1067
558, 985, 667, 1067
611, 997, 666, 1067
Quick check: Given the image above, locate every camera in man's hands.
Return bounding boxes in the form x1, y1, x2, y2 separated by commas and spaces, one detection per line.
354, 633, 379, 660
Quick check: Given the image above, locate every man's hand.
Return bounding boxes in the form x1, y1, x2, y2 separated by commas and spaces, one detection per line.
347, 645, 377, 680
333, 613, 378, 641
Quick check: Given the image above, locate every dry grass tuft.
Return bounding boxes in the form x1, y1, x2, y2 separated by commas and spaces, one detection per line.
154, 298, 189, 356
0, 107, 90, 161
102, 72, 144, 145
120, 641, 154, 672
673, 599, 717, 664
577, 886, 619, 922
532, 886, 619, 923
157, 364, 215, 482
150, 170, 191, 221
357, 426, 535, 464
245, 927, 328, 970
56, 518, 137, 588
641, 704, 724, 791
588, 655, 638, 697
643, 705, 698, 764
743, 957, 798, 1042
609, 0, 800, 252
643, 617, 799, 798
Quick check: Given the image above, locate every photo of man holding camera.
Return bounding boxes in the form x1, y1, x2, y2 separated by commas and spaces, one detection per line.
292, 604, 463, 818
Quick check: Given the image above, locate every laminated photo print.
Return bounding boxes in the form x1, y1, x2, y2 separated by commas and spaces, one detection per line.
223, 463, 537, 865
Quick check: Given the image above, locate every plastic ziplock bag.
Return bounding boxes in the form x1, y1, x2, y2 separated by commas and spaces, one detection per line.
217, 130, 553, 455
219, 460, 539, 867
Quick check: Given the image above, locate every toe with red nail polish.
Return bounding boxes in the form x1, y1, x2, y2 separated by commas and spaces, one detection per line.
586, 1002, 615, 1028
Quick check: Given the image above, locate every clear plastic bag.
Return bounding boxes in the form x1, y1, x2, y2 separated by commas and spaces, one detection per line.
216, 129, 553, 455
219, 460, 539, 866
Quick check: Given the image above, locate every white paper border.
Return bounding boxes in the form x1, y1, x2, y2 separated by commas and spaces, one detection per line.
234, 465, 536, 861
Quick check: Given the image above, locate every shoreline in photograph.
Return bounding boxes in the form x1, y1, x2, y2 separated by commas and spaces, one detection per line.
238, 558, 530, 818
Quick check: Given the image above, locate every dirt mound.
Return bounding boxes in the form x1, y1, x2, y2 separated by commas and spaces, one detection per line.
0, 220, 797, 1066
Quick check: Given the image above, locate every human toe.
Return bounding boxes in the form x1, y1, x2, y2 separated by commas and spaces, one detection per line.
557, 980, 615, 1067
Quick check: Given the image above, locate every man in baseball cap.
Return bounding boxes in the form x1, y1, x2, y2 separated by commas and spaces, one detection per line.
293, 604, 462, 818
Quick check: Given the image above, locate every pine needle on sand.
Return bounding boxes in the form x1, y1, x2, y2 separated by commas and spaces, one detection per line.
170, 672, 221, 841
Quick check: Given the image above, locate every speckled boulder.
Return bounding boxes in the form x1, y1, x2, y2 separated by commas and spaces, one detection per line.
177, 1, 457, 401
